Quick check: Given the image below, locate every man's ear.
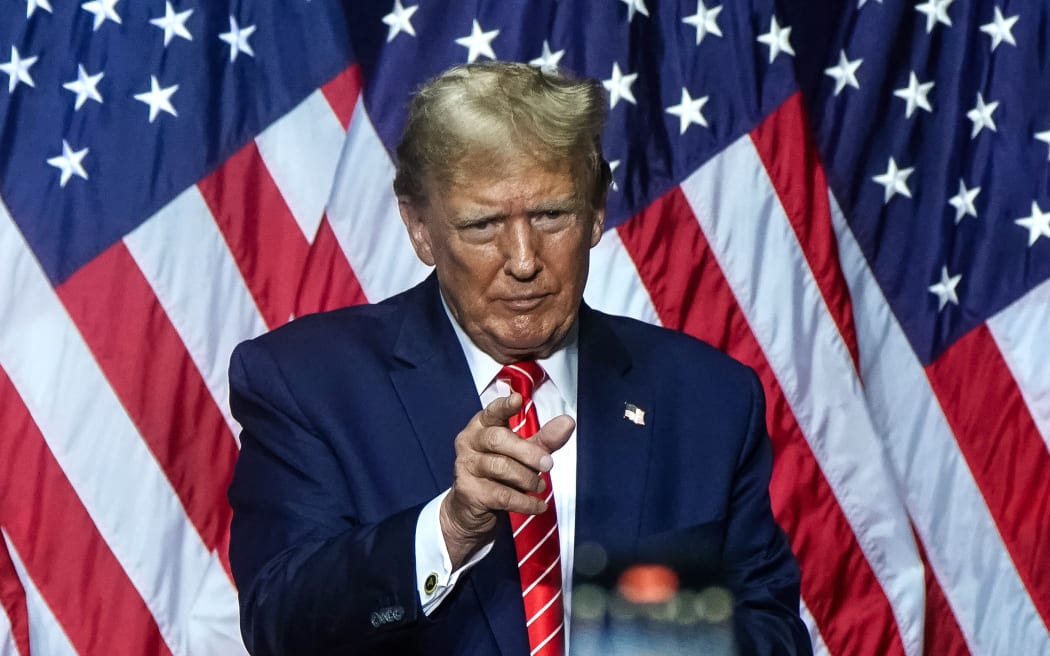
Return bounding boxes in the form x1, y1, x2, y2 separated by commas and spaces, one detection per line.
589, 206, 606, 248
398, 198, 436, 266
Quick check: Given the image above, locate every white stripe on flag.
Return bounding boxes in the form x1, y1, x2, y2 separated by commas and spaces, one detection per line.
0, 202, 240, 655
0, 624, 12, 656
255, 89, 346, 243
987, 276, 1050, 452
829, 195, 1050, 656
326, 100, 430, 302
124, 185, 269, 440
184, 551, 249, 656
585, 229, 661, 326
681, 135, 925, 656
800, 599, 830, 656
2, 531, 77, 656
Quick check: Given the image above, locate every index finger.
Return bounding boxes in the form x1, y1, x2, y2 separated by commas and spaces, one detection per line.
478, 393, 523, 428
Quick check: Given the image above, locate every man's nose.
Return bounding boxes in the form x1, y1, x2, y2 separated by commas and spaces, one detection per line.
502, 218, 541, 280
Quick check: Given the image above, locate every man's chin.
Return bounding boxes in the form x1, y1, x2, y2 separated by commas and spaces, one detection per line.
482, 326, 573, 363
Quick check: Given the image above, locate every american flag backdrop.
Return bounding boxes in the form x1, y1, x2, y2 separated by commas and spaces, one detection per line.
0, 0, 1048, 654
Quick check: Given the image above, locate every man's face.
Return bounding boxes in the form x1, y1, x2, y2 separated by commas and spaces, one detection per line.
399, 159, 604, 364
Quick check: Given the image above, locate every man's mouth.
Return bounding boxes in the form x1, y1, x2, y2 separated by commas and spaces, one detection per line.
499, 294, 547, 311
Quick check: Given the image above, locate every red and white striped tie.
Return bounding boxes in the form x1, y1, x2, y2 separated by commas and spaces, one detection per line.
499, 362, 564, 656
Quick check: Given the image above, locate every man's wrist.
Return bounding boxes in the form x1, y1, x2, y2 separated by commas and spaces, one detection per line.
416, 490, 495, 615
438, 493, 494, 570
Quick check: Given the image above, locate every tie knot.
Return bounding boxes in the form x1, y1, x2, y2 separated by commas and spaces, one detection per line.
498, 361, 546, 399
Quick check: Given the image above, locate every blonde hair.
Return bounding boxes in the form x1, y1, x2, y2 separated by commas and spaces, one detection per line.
393, 61, 611, 210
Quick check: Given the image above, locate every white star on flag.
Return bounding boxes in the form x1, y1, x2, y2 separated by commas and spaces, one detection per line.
1015, 202, 1050, 247
916, 0, 953, 34
620, 0, 649, 23
893, 72, 933, 119
81, 0, 122, 32
62, 64, 104, 110
26, 0, 52, 18
756, 16, 794, 64
529, 41, 565, 72
603, 62, 638, 109
1036, 128, 1050, 161
928, 265, 962, 311
150, 2, 194, 47
979, 7, 1018, 52
134, 75, 179, 123
219, 16, 256, 62
872, 157, 913, 203
382, 0, 418, 43
683, 2, 722, 45
666, 88, 710, 134
824, 50, 862, 96
966, 92, 998, 139
608, 159, 621, 191
47, 140, 89, 187
0, 46, 37, 93
454, 19, 499, 63
948, 180, 980, 224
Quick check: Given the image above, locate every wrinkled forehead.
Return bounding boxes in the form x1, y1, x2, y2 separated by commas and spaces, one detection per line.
424, 141, 588, 208
442, 158, 579, 212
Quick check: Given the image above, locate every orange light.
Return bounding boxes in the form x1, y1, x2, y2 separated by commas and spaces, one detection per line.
616, 564, 679, 604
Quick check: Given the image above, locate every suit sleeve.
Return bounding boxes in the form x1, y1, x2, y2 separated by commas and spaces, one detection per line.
725, 370, 813, 656
227, 339, 430, 655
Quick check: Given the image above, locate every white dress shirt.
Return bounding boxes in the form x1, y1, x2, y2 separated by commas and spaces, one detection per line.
414, 302, 579, 646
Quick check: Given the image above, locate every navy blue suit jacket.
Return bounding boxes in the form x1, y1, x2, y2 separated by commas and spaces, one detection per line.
227, 274, 810, 655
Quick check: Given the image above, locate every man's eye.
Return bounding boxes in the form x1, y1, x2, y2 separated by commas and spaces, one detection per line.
464, 219, 494, 231
535, 210, 572, 230
535, 210, 570, 222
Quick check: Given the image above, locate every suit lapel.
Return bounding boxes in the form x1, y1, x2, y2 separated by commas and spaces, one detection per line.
388, 275, 529, 656
389, 275, 480, 492
574, 306, 654, 559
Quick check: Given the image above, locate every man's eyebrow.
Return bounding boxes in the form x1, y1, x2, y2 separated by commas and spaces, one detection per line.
528, 195, 578, 212
451, 210, 504, 226
448, 192, 579, 224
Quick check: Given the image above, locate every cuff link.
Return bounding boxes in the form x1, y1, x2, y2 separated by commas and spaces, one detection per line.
424, 573, 439, 596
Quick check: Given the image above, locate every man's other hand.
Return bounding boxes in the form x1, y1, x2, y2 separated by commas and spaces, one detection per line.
439, 393, 574, 569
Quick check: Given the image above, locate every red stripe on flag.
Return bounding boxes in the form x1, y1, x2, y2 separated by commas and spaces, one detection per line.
198, 140, 310, 329
321, 64, 363, 131
617, 187, 906, 656
749, 93, 861, 373
295, 214, 369, 315
0, 538, 30, 656
925, 323, 1050, 628
0, 367, 172, 656
911, 527, 970, 655
56, 243, 237, 576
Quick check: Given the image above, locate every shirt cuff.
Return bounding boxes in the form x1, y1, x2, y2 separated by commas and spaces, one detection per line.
415, 489, 494, 615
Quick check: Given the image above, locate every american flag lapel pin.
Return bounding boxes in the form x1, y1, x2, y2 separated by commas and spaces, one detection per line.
623, 402, 645, 426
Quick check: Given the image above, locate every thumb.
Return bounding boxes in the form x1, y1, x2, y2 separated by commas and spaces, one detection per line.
479, 392, 523, 427
531, 415, 575, 454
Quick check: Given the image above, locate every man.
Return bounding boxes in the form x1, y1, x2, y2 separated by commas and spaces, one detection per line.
227, 62, 810, 655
